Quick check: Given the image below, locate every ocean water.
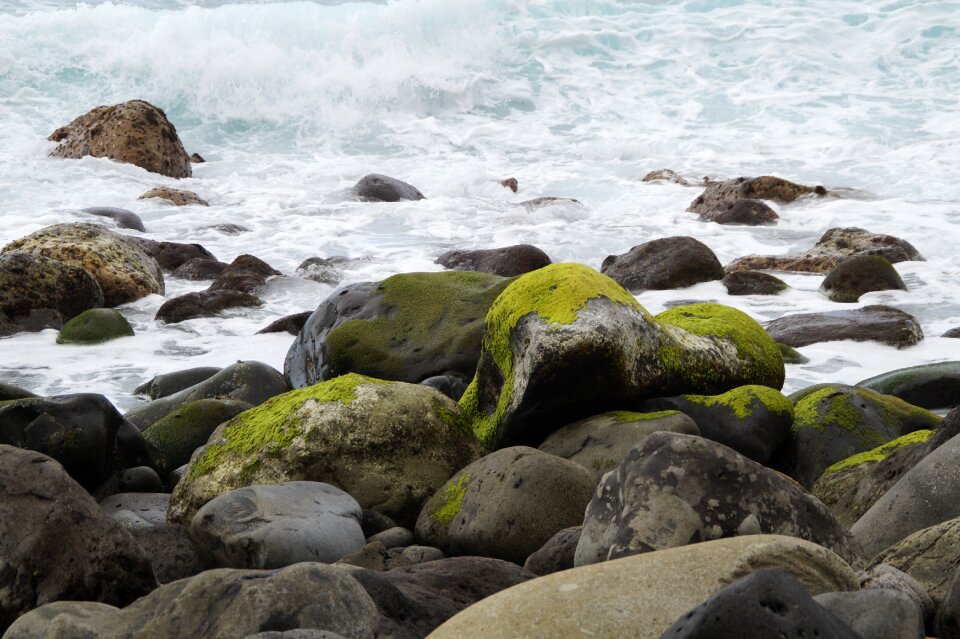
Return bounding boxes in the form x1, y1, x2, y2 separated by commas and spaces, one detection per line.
0, 0, 958, 411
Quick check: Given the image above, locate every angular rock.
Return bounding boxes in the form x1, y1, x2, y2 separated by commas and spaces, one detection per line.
523, 526, 582, 576
697, 198, 779, 225
765, 304, 923, 348
139, 186, 208, 206
132, 238, 217, 272
821, 255, 907, 302
168, 375, 483, 528
2, 223, 164, 307
353, 173, 424, 201
688, 175, 825, 215
872, 518, 960, 609
172, 257, 228, 280
722, 270, 788, 295
814, 589, 924, 639
143, 398, 252, 473
0, 251, 104, 331
336, 541, 389, 571
134, 366, 222, 400
296, 257, 349, 286
257, 311, 313, 335
48, 99, 191, 178
285, 271, 512, 388
154, 289, 262, 323
415, 447, 595, 565
81, 206, 146, 232
209, 254, 281, 294
436, 244, 551, 277
600, 236, 724, 292
56, 308, 133, 344
857, 361, 960, 410
575, 432, 861, 567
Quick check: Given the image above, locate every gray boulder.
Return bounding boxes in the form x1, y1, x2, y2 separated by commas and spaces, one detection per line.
523, 525, 582, 575
600, 236, 724, 292
436, 244, 551, 277
353, 174, 424, 201
154, 289, 262, 323
820, 254, 907, 302
859, 563, 936, 624
765, 304, 923, 348
81, 206, 145, 232
872, 517, 960, 609
815, 589, 924, 639
134, 366, 222, 399
858, 361, 960, 410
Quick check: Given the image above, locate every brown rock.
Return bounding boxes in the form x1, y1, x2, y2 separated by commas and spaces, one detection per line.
688, 175, 825, 215
601, 236, 724, 292
209, 254, 281, 294
698, 199, 779, 225
139, 187, 208, 206
133, 238, 216, 272
499, 178, 518, 192
765, 305, 923, 348
0, 251, 104, 324
155, 289, 262, 323
436, 244, 551, 277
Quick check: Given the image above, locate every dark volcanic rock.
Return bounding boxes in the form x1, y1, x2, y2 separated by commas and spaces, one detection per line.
436, 244, 551, 277
765, 304, 923, 348
419, 372, 469, 401
698, 198, 779, 225
155, 289, 262, 323
722, 270, 788, 295
138, 186, 208, 206
688, 175, 826, 215
353, 173, 424, 202
172, 257, 228, 280
134, 366, 223, 400
820, 255, 907, 302
944, 327, 960, 338
48, 99, 191, 178
257, 311, 313, 335
857, 362, 960, 410
524, 526, 583, 576
0, 308, 63, 336
209, 254, 282, 294
81, 206, 146, 231
132, 238, 217, 272
0, 251, 104, 331
601, 236, 724, 292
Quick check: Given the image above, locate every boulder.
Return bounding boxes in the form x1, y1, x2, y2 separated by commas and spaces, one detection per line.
938, 568, 960, 639
722, 269, 788, 295
132, 238, 217, 272
538, 410, 700, 482
688, 175, 826, 215
285, 271, 512, 388
945, 327, 960, 338
93, 467, 165, 500
257, 311, 313, 335
129, 523, 205, 584
820, 255, 907, 302
426, 535, 859, 639
779, 342, 809, 364
600, 236, 724, 292
814, 589, 924, 639
56, 308, 133, 344
81, 206, 146, 232
859, 563, 936, 623
857, 361, 960, 410
296, 257, 349, 286
642, 168, 697, 185
436, 245, 551, 277
773, 384, 941, 488
638, 384, 793, 464
134, 366, 222, 400
47, 100, 191, 178
872, 517, 960, 609
209, 254, 282, 294
172, 257, 228, 280
154, 289, 262, 323
168, 374, 483, 528
0, 382, 36, 401
419, 373, 469, 401
0, 308, 62, 336
523, 526, 582, 575
765, 305, 923, 348
143, 398, 252, 473
367, 527, 414, 549
0, 446, 156, 634
726, 227, 923, 274
353, 174, 424, 201
190, 482, 365, 568
2, 223, 164, 307
460, 264, 784, 449
696, 198, 779, 225
100, 492, 170, 529
575, 432, 861, 567
415, 447, 596, 564
138, 186, 208, 206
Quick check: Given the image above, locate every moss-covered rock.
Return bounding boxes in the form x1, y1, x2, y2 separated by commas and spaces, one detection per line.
0, 251, 104, 332
285, 271, 513, 388
778, 342, 809, 364
857, 361, 960, 410
460, 264, 784, 449
771, 384, 941, 488
820, 255, 906, 302
56, 308, 134, 345
167, 374, 484, 527
143, 398, 252, 474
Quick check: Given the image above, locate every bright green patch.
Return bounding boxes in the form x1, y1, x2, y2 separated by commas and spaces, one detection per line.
56, 308, 134, 345
433, 473, 470, 526
682, 385, 792, 419
825, 429, 934, 474
591, 458, 618, 471
607, 410, 681, 423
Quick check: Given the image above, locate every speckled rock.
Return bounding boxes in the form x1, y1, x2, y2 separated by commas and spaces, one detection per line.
138, 186, 208, 206
208, 254, 281, 293
858, 563, 936, 623
172, 257, 228, 280
765, 305, 923, 348
814, 588, 924, 639
696, 199, 779, 225
353, 174, 424, 201
600, 237, 724, 292
436, 245, 551, 277
872, 517, 960, 609
688, 175, 826, 215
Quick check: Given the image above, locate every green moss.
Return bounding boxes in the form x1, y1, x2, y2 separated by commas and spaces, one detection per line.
682, 385, 792, 419
187, 373, 389, 480
778, 342, 809, 364
432, 398, 469, 434
460, 263, 648, 446
825, 429, 934, 474
591, 458, 618, 471
56, 308, 134, 345
792, 385, 870, 435
607, 410, 681, 423
793, 385, 939, 441
433, 472, 469, 526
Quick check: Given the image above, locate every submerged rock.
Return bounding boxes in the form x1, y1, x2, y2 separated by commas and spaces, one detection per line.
56, 308, 133, 344
81, 206, 146, 232
171, 257, 228, 280
353, 173, 424, 201
765, 304, 923, 348
436, 244, 551, 277
296, 256, 348, 285
138, 186, 208, 206
209, 254, 281, 294
820, 255, 907, 302
696, 198, 779, 225
257, 311, 313, 335
134, 366, 222, 400
600, 236, 724, 292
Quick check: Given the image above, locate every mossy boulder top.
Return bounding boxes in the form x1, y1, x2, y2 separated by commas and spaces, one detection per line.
284, 270, 513, 388
2, 223, 164, 307
56, 308, 134, 345
459, 263, 784, 449
167, 374, 484, 527
47, 100, 192, 178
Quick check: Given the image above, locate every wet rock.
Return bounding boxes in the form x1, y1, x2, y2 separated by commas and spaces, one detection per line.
575, 432, 861, 567
296, 256, 351, 286
697, 198, 779, 225
722, 270, 788, 295
415, 446, 596, 565
48, 99, 191, 178
857, 361, 960, 410
642, 168, 695, 185
134, 366, 223, 400
353, 173, 424, 201
419, 372, 469, 401
138, 186, 208, 206
0, 251, 104, 331
944, 327, 960, 338
257, 311, 313, 335
821, 254, 907, 302
2, 223, 164, 307
202, 223, 250, 234
499, 177, 519, 192
436, 244, 551, 277
765, 304, 923, 348
189, 152, 205, 163
519, 196, 581, 209
143, 398, 252, 473
779, 342, 809, 364
172, 257, 229, 280
0, 308, 63, 337
600, 236, 724, 292
132, 238, 217, 272
209, 254, 282, 294
81, 206, 146, 232
727, 227, 924, 274
872, 518, 960, 610
154, 289, 262, 323
523, 526, 582, 576
814, 589, 924, 639
0, 382, 36, 401
688, 175, 826, 216
56, 308, 133, 344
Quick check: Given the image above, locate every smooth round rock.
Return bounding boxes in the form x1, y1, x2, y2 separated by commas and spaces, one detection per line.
353, 173, 424, 201
436, 244, 551, 277
81, 206, 146, 232
857, 361, 960, 410
722, 270, 788, 295
600, 236, 724, 292
56, 308, 133, 344
765, 304, 923, 348
814, 589, 924, 639
0, 251, 104, 329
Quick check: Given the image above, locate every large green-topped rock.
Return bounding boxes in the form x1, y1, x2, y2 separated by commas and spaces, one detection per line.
168, 374, 484, 527
56, 308, 134, 345
459, 263, 784, 449
285, 271, 512, 387
857, 361, 960, 410
143, 398, 253, 474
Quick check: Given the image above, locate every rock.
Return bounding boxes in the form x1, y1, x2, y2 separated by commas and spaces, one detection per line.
56, 308, 133, 344
638, 385, 794, 465
765, 304, 924, 348
257, 311, 313, 335
4, 563, 379, 639
499, 177, 519, 192
47, 99, 191, 178
134, 366, 223, 400
143, 398, 252, 473
427, 535, 859, 639
460, 264, 784, 449
0, 446, 157, 634
575, 432, 861, 567
209, 254, 282, 294
99, 492, 170, 529
945, 327, 960, 338
202, 223, 250, 234
124, 361, 289, 430
815, 589, 924, 639
81, 206, 146, 232
0, 251, 104, 332
296, 257, 349, 286
688, 175, 826, 215
698, 198, 780, 225
937, 568, 960, 639
2, 223, 164, 307
642, 168, 694, 185
872, 518, 960, 609
168, 375, 483, 528
661, 569, 860, 639
600, 236, 724, 292
131, 523, 205, 584
154, 289, 262, 323
726, 227, 924, 274
0, 308, 63, 337
386, 545, 446, 569
722, 270, 788, 295
436, 245, 551, 277
246, 632, 345, 639
172, 257, 228, 280
773, 384, 941, 488
284, 271, 512, 388
132, 238, 217, 272
852, 431, 960, 557
0, 382, 36, 401
93, 466, 165, 500
419, 373, 469, 401
353, 173, 424, 201
538, 410, 700, 482
523, 526, 582, 576
415, 447, 596, 564
138, 186, 208, 206
518, 196, 581, 209
368, 527, 414, 550
859, 563, 936, 623
857, 361, 960, 410
361, 509, 399, 538
189, 152, 205, 163
0, 394, 159, 492
821, 255, 907, 302
190, 482, 366, 568
779, 342, 809, 364
336, 541, 389, 571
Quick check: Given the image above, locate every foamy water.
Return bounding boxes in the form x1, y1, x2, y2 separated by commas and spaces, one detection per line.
1, 0, 958, 410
